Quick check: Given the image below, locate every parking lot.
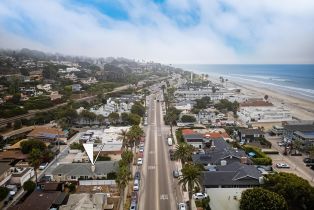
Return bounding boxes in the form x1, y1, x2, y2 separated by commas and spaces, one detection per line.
267, 136, 314, 185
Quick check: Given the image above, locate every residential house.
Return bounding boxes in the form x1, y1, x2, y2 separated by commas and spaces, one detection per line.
64, 73, 78, 81
51, 161, 118, 182
283, 122, 314, 148
60, 193, 113, 210
0, 161, 12, 186
37, 84, 52, 92
192, 139, 249, 166
183, 133, 205, 149
238, 128, 264, 143
29, 70, 43, 81
198, 110, 216, 124
50, 91, 63, 101
200, 162, 262, 188
81, 77, 97, 85
8, 191, 67, 210
0, 150, 28, 162
10, 167, 34, 186
175, 101, 193, 113
72, 84, 82, 92
27, 126, 65, 142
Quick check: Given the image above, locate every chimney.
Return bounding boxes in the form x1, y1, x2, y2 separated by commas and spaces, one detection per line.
91, 164, 96, 172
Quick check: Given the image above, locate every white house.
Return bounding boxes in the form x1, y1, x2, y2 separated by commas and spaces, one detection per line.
174, 89, 225, 101
237, 106, 292, 123
10, 167, 35, 186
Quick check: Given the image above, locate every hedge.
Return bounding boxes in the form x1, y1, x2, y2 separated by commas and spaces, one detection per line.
243, 145, 272, 165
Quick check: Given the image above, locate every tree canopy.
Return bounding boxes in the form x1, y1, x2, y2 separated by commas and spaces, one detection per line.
240, 188, 288, 210
21, 139, 46, 154
181, 115, 196, 123
131, 102, 145, 117
263, 172, 314, 210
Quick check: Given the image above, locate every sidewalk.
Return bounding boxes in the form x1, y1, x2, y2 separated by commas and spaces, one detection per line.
172, 129, 192, 207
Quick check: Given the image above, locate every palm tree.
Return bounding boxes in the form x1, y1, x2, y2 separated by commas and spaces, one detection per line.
28, 148, 43, 186
179, 163, 201, 210
174, 143, 194, 165
118, 129, 129, 150
127, 125, 144, 152
116, 165, 131, 209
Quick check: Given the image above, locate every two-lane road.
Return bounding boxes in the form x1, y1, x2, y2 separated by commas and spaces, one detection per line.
140, 94, 177, 210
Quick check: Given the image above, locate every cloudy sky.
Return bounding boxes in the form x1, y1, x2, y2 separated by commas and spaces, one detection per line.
0, 0, 314, 64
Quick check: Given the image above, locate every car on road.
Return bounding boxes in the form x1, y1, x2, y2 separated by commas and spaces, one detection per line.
39, 162, 48, 170
276, 163, 290, 168
193, 192, 208, 200
137, 158, 143, 165
134, 171, 141, 180
178, 202, 187, 210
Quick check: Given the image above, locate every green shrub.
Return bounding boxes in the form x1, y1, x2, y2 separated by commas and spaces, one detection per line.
0, 187, 9, 201
243, 146, 272, 165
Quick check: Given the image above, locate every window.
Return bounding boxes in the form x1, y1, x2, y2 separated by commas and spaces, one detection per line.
71, 176, 76, 180
58, 174, 62, 177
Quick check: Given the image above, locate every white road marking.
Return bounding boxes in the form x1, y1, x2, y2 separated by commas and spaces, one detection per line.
160, 194, 169, 200
148, 166, 156, 170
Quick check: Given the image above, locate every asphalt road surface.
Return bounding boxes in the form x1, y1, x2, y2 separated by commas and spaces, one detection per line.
139, 94, 177, 210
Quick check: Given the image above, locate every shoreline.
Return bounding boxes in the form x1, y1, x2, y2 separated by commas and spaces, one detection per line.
207, 74, 314, 120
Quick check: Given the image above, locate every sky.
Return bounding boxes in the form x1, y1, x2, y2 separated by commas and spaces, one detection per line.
0, 0, 314, 64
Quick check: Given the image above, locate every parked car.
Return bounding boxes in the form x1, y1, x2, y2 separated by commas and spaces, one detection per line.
137, 158, 143, 166
131, 192, 138, 203
39, 162, 48, 170
276, 163, 290, 168
134, 171, 141, 180
178, 202, 187, 210
133, 179, 139, 191
173, 170, 180, 178
139, 147, 144, 153
192, 192, 208, 200
130, 201, 137, 210
278, 142, 285, 146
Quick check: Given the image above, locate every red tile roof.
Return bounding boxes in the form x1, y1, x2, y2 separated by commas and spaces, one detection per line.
204, 132, 230, 139
182, 129, 195, 135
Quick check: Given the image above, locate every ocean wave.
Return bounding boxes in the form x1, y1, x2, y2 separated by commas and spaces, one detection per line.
230, 74, 291, 82
225, 75, 314, 100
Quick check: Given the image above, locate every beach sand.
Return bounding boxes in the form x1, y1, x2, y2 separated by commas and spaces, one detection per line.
209, 76, 314, 121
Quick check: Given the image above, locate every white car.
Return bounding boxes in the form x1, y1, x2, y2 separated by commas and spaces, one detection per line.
276, 163, 290, 168
137, 158, 143, 165
193, 192, 208, 200
139, 147, 144, 153
39, 162, 48, 170
178, 202, 187, 210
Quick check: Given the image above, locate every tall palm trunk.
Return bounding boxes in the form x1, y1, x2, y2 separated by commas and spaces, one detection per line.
34, 167, 38, 186
188, 182, 193, 210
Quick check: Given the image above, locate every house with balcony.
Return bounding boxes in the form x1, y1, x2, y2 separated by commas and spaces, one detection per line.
238, 128, 264, 143
10, 167, 34, 186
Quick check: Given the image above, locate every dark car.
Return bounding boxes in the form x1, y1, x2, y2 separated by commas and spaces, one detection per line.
131, 191, 138, 203
134, 171, 141, 180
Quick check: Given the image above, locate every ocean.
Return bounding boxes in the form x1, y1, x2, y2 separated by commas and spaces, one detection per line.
175, 64, 314, 101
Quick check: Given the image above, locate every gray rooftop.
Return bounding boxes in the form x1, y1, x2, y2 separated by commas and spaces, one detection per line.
201, 162, 262, 187
192, 139, 249, 165
284, 124, 314, 132
238, 128, 264, 135
52, 161, 118, 177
